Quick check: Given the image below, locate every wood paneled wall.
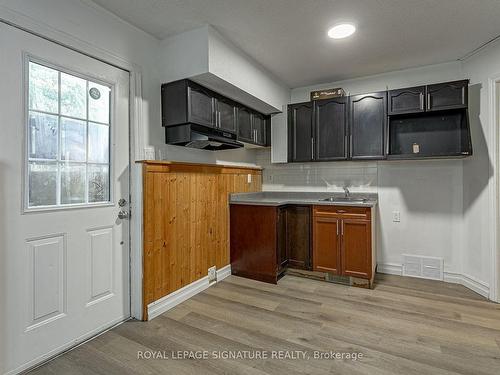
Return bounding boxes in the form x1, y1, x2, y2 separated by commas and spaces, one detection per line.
140, 161, 262, 320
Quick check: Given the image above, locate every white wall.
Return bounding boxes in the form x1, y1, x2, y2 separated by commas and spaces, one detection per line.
461, 40, 500, 299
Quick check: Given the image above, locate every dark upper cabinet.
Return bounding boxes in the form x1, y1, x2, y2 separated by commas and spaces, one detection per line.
215, 97, 236, 133
349, 92, 387, 160
314, 97, 348, 161
187, 84, 215, 128
253, 113, 267, 146
388, 86, 425, 115
288, 102, 313, 162
237, 107, 253, 142
237, 108, 269, 146
427, 80, 468, 112
388, 79, 472, 159
162, 79, 269, 146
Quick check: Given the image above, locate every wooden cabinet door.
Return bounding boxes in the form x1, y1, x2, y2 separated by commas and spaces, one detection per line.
277, 207, 288, 274
187, 85, 215, 127
427, 80, 468, 112
312, 216, 341, 274
237, 107, 254, 142
388, 86, 425, 115
286, 205, 311, 270
288, 102, 313, 162
349, 92, 386, 160
341, 219, 372, 279
216, 98, 236, 133
253, 113, 266, 146
314, 97, 348, 161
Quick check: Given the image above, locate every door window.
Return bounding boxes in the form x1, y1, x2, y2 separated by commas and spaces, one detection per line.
26, 60, 112, 209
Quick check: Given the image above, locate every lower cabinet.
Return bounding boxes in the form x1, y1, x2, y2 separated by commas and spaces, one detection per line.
312, 206, 375, 283
230, 203, 375, 287
312, 216, 341, 274
230, 204, 280, 284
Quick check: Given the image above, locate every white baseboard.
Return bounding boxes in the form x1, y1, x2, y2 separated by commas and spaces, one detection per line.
377, 262, 402, 275
217, 264, 232, 281
377, 262, 490, 299
147, 265, 231, 320
444, 271, 490, 298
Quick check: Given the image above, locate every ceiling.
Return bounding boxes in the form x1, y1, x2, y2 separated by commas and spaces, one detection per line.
92, 0, 500, 88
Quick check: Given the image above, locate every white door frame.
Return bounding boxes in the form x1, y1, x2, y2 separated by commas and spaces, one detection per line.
0, 4, 144, 319
490, 76, 500, 303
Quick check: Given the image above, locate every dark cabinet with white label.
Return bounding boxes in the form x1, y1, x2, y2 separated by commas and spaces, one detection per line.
388, 79, 472, 159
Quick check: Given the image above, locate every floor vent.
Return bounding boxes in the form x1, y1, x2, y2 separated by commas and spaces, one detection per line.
402, 254, 444, 281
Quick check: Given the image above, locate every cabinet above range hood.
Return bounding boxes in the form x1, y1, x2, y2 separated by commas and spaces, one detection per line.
162, 79, 271, 151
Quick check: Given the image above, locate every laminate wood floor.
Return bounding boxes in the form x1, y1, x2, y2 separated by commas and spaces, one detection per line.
29, 274, 500, 375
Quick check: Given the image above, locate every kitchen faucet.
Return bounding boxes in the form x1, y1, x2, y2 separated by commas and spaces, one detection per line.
343, 186, 350, 198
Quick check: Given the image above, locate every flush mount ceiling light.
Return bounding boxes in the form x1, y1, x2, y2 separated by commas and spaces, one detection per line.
327, 23, 356, 39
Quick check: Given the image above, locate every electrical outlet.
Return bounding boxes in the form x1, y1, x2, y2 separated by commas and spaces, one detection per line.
144, 146, 155, 160
392, 211, 401, 222
247, 174, 252, 184
208, 266, 217, 283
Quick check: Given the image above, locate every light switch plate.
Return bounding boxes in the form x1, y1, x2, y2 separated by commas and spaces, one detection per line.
392, 211, 401, 222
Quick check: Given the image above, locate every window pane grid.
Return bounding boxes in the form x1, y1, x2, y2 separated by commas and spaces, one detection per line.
27, 61, 111, 209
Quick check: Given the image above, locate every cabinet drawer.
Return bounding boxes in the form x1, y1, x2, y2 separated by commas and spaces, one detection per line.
313, 205, 369, 219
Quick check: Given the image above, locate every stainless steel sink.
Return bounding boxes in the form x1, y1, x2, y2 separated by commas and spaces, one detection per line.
319, 197, 368, 203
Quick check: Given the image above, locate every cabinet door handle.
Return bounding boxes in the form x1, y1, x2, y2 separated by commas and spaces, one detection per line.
427, 92, 431, 110
420, 92, 424, 110
341, 222, 344, 236
336, 222, 339, 236
218, 111, 221, 128
311, 138, 314, 160
337, 209, 347, 213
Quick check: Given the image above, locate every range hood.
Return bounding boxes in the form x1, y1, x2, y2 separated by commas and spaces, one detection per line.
165, 124, 243, 151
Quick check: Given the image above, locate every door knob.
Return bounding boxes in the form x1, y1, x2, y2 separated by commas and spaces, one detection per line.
118, 210, 129, 219
118, 198, 127, 207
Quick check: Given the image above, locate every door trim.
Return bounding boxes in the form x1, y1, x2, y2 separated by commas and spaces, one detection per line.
490, 76, 500, 303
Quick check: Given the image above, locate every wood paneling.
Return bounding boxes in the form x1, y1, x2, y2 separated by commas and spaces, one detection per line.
140, 161, 262, 320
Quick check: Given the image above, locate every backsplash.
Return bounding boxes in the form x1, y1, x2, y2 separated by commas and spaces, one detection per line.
255, 149, 378, 192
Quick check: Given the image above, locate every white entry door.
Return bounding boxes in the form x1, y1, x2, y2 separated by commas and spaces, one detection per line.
0, 23, 130, 374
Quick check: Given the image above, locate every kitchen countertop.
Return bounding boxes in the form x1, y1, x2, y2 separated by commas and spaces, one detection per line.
230, 192, 378, 207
